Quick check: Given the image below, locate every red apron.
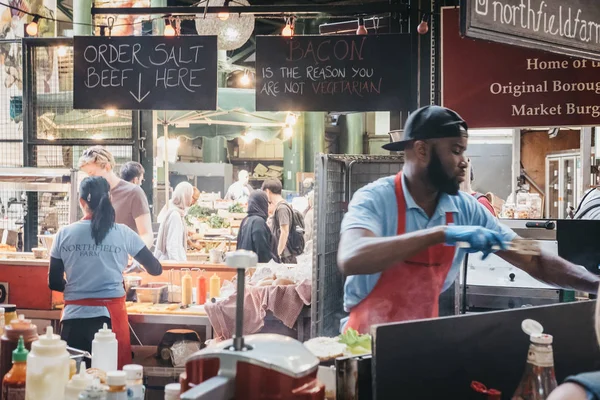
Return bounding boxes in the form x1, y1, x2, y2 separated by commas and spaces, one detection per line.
346, 172, 457, 334
63, 296, 132, 369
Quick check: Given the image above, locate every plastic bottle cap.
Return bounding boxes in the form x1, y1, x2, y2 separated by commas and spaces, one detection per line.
94, 323, 116, 341
32, 325, 66, 355
68, 368, 93, 387
164, 383, 181, 395
123, 364, 143, 380
10, 315, 32, 329
106, 371, 127, 386
12, 335, 28, 362
1, 304, 16, 313
521, 319, 543, 336
531, 333, 553, 345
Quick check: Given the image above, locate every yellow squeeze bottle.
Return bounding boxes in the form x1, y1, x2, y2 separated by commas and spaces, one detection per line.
181, 270, 193, 306
209, 274, 221, 299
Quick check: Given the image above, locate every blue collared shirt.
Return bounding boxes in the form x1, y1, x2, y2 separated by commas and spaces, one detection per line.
341, 174, 516, 313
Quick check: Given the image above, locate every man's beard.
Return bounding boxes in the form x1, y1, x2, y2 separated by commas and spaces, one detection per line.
427, 148, 460, 195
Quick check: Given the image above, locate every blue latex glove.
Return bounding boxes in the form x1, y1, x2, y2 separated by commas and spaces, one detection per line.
445, 226, 506, 259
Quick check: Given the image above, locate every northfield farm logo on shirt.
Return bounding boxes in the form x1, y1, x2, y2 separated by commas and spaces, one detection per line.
61, 244, 122, 257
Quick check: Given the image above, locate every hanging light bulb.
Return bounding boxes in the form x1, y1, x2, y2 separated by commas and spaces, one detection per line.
356, 17, 368, 35
218, 0, 230, 20
57, 46, 68, 57
417, 13, 430, 35
47, 134, 55, 141
283, 126, 293, 139
285, 113, 297, 126
26, 15, 40, 37
242, 131, 254, 144
105, 108, 116, 117
164, 19, 176, 36
281, 18, 294, 37
239, 70, 251, 86
92, 134, 103, 141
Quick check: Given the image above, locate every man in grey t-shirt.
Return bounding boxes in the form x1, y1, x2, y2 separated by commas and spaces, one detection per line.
262, 178, 297, 264
78, 147, 153, 248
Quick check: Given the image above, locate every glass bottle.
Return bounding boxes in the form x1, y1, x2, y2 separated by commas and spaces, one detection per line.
512, 333, 557, 400
1, 336, 28, 400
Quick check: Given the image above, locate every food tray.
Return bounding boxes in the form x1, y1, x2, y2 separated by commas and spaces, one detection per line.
133, 283, 169, 304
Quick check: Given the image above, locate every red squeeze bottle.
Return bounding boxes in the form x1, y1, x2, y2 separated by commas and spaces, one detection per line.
197, 272, 207, 305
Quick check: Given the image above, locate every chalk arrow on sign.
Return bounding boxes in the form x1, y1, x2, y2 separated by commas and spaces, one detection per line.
129, 73, 151, 103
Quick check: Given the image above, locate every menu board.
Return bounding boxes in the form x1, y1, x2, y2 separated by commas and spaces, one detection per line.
255, 34, 411, 112
73, 36, 218, 110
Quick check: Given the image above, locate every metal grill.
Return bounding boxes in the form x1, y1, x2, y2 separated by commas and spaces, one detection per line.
312, 154, 404, 337
0, 39, 24, 167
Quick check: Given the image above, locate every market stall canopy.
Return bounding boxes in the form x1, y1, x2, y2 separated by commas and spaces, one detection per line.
16, 88, 287, 142
157, 88, 288, 141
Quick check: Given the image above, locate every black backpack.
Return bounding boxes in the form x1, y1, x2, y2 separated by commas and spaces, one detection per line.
275, 203, 305, 256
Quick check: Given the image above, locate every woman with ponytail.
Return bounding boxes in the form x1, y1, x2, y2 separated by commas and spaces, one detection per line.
48, 176, 162, 368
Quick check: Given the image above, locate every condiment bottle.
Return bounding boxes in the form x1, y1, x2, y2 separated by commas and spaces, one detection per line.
196, 271, 207, 305
0, 307, 5, 336
65, 368, 94, 400
106, 371, 127, 400
1, 336, 28, 400
25, 326, 70, 400
123, 364, 145, 400
1, 305, 17, 326
78, 379, 107, 400
512, 319, 557, 400
181, 269, 193, 306
0, 315, 38, 384
164, 383, 181, 400
91, 323, 118, 373
209, 273, 221, 299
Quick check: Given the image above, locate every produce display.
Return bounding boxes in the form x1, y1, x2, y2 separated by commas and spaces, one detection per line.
228, 203, 245, 213
185, 202, 242, 257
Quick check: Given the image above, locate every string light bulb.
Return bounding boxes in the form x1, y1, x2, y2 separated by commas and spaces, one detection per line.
283, 126, 293, 139
218, 0, 230, 20
57, 46, 68, 57
281, 18, 294, 37
26, 15, 40, 37
239, 70, 251, 86
417, 13, 430, 35
356, 17, 368, 35
164, 20, 176, 36
242, 131, 254, 144
105, 108, 116, 117
285, 113, 297, 126
47, 134, 55, 141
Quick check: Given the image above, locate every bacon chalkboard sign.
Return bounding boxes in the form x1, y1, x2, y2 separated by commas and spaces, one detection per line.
255, 34, 411, 112
73, 35, 218, 110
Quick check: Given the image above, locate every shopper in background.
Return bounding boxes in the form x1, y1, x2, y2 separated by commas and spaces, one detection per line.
48, 176, 162, 368
262, 178, 300, 264
236, 190, 278, 263
548, 286, 600, 399
459, 158, 497, 217
155, 182, 195, 261
225, 170, 253, 203
304, 191, 315, 246
120, 161, 145, 186
78, 146, 154, 248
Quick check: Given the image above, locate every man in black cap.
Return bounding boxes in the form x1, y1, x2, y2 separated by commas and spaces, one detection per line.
337, 105, 598, 334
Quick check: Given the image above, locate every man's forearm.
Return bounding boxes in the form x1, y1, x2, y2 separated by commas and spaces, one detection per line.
501, 250, 599, 293
338, 227, 447, 276
278, 230, 289, 256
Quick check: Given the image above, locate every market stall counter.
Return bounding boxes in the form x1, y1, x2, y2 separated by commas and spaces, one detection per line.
0, 257, 311, 346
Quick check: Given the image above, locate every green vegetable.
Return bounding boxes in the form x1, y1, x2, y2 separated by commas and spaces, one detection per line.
338, 328, 371, 353
208, 214, 230, 229
187, 205, 216, 221
228, 203, 245, 213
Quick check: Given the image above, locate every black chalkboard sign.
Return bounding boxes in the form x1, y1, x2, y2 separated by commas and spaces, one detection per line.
73, 36, 218, 110
255, 34, 410, 112
461, 0, 600, 61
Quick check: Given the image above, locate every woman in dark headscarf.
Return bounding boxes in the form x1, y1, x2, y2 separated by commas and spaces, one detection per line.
236, 190, 278, 263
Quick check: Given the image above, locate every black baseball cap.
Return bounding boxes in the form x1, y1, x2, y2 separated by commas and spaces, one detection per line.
383, 106, 468, 151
